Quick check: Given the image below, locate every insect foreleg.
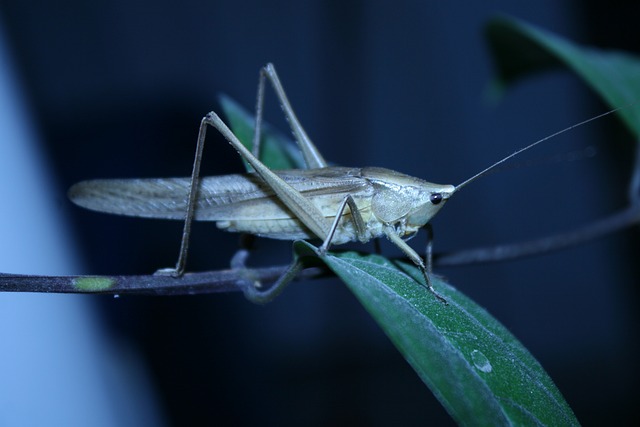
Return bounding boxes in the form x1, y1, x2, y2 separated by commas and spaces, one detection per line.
384, 228, 448, 304
424, 224, 434, 275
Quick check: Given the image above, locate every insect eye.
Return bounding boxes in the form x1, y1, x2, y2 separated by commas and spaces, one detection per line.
430, 193, 443, 205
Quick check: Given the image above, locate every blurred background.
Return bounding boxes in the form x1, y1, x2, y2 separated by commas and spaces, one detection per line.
0, 1, 638, 425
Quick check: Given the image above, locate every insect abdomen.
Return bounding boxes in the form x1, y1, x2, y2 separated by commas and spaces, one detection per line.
216, 218, 315, 241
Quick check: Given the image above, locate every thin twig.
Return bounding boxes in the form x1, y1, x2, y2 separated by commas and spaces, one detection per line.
434, 204, 640, 266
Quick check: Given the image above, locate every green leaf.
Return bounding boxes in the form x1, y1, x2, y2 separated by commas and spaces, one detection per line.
485, 15, 640, 137
294, 242, 578, 426
218, 94, 306, 170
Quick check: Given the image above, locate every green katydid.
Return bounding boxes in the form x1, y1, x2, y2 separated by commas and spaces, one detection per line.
68, 63, 621, 304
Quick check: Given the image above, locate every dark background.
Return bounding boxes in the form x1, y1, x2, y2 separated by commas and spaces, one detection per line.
0, 1, 638, 425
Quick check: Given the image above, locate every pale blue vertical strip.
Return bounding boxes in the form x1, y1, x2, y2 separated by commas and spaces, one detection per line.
0, 23, 164, 427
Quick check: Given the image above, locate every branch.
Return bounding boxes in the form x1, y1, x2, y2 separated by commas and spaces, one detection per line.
1, 204, 638, 295
0, 264, 328, 295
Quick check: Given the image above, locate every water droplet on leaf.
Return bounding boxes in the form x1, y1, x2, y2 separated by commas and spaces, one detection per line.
471, 349, 492, 373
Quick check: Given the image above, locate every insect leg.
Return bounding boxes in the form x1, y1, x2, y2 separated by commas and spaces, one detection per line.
251, 64, 267, 161
225, 219, 325, 303
384, 228, 448, 304
158, 108, 333, 297
238, 62, 327, 271
206, 111, 332, 241
229, 233, 256, 272
424, 223, 434, 275
241, 257, 305, 304
235, 63, 331, 285
243, 194, 365, 303
319, 195, 366, 254
254, 63, 328, 169
154, 114, 210, 276
156, 63, 333, 287
229, 244, 303, 305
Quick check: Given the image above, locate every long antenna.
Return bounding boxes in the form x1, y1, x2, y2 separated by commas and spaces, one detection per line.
455, 107, 625, 191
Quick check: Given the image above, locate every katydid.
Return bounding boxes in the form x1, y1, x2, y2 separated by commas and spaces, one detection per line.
68, 63, 621, 304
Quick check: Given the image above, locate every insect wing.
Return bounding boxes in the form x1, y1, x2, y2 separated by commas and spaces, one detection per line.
68, 167, 373, 222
